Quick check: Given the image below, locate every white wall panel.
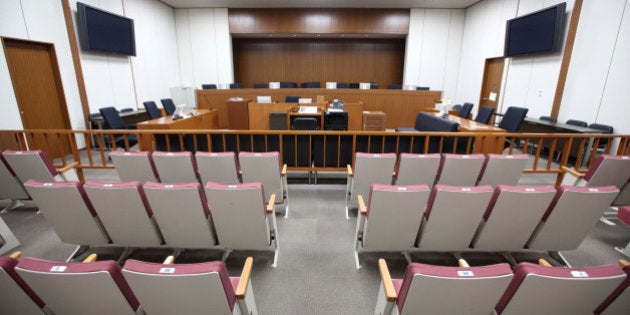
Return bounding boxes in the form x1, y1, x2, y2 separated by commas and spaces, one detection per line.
403, 9, 426, 85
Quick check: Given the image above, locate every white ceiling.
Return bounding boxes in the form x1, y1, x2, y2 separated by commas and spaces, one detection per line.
158, 0, 481, 9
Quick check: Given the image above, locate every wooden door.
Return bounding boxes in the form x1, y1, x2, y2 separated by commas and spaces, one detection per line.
2, 37, 72, 159
478, 57, 504, 122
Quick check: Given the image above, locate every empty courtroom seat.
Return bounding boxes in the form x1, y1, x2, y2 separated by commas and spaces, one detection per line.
526, 186, 619, 259
152, 151, 199, 183
2, 150, 78, 182
436, 154, 485, 186
238, 151, 288, 217
24, 180, 111, 249
84, 181, 163, 247
0, 155, 29, 212
143, 182, 217, 248
477, 154, 528, 186
0, 252, 48, 315
595, 259, 630, 314
471, 185, 556, 251
561, 155, 630, 190
110, 151, 159, 183
393, 153, 440, 187
375, 258, 513, 315
354, 184, 430, 268
16, 257, 141, 315
205, 182, 279, 267
346, 153, 397, 218
614, 206, 630, 257
495, 262, 625, 314
122, 257, 258, 315
416, 185, 493, 251
196, 151, 241, 184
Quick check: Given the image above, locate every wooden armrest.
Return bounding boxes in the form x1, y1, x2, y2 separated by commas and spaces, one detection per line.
538, 258, 552, 267
458, 259, 470, 268
619, 259, 629, 268
281, 164, 287, 176
57, 161, 79, 174
347, 164, 353, 177
9, 251, 22, 260
560, 165, 584, 178
235, 257, 254, 299
378, 259, 397, 302
163, 256, 175, 265
358, 194, 367, 216
83, 254, 97, 263
267, 194, 276, 213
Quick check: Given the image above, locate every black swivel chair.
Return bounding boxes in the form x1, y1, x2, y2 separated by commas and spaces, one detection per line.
499, 106, 529, 149
229, 83, 243, 89
474, 106, 495, 124
279, 82, 297, 88
458, 103, 474, 119
588, 123, 614, 152
348, 83, 360, 89
201, 84, 217, 89
300, 82, 321, 88
539, 115, 557, 123
99, 107, 138, 149
285, 96, 300, 103
566, 119, 588, 127
160, 98, 177, 116
253, 83, 267, 88
387, 84, 402, 90
143, 101, 162, 119
416, 86, 430, 90
370, 82, 378, 89
451, 104, 463, 111
336, 83, 349, 89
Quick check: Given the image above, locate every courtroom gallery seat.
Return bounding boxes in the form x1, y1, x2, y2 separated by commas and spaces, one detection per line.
393, 153, 440, 187
0, 252, 49, 315
477, 154, 528, 187
561, 154, 630, 190
594, 259, 630, 314
238, 151, 288, 217
0, 155, 30, 212
614, 206, 630, 257
436, 154, 485, 186
2, 150, 78, 183
152, 151, 200, 183
110, 151, 159, 183
345, 152, 397, 218
195, 151, 241, 184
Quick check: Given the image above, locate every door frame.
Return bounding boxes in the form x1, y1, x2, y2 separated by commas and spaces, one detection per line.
478, 57, 505, 117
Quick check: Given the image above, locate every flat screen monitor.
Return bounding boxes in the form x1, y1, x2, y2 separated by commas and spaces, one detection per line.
504, 3, 566, 57
257, 96, 272, 103
76, 2, 136, 56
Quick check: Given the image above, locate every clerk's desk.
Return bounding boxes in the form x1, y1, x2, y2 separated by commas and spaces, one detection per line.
136, 109, 218, 151
247, 102, 364, 130
443, 114, 506, 154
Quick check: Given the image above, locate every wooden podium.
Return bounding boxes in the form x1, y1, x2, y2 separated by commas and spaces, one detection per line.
136, 109, 218, 151
227, 98, 251, 130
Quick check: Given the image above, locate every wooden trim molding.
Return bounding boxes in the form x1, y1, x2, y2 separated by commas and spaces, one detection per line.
551, 0, 583, 118
61, 0, 91, 128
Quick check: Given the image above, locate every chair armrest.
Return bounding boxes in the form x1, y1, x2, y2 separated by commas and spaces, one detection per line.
56, 161, 79, 174
281, 164, 287, 176
235, 257, 254, 299
560, 165, 584, 179
358, 194, 367, 216
163, 256, 175, 264
538, 258, 552, 267
378, 259, 397, 302
619, 259, 629, 268
347, 164, 353, 177
83, 254, 97, 263
267, 194, 276, 213
9, 251, 22, 259
458, 259, 470, 268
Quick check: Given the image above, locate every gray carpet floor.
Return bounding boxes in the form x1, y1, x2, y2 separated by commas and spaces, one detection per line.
1, 168, 629, 314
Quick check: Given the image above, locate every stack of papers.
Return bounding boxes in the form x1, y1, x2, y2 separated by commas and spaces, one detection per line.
298, 106, 318, 114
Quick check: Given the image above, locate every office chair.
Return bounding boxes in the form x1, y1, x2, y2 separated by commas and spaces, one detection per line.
474, 106, 495, 124
566, 119, 588, 127
348, 83, 360, 89
336, 83, 349, 89
416, 86, 430, 90
98, 107, 138, 149
588, 123, 614, 151
279, 82, 297, 88
285, 96, 300, 103
539, 115, 557, 123
451, 104, 463, 111
160, 99, 177, 116
370, 82, 378, 89
387, 84, 402, 89
300, 82, 321, 88
458, 103, 474, 119
498, 106, 528, 149
201, 84, 217, 89
253, 83, 267, 88
229, 83, 243, 89
142, 101, 162, 119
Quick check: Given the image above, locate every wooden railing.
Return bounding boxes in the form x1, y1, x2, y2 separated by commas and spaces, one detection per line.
1, 129, 628, 185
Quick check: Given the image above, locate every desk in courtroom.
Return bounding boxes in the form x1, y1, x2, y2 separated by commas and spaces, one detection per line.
136, 109, 218, 151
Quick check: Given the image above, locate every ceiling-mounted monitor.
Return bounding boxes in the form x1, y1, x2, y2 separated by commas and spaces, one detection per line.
504, 2, 566, 57
76, 2, 136, 56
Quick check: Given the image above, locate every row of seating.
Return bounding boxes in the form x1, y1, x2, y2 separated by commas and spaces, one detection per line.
354, 183, 619, 268
200, 82, 432, 90
1, 252, 258, 315
376, 257, 630, 314
24, 179, 279, 267
346, 153, 529, 215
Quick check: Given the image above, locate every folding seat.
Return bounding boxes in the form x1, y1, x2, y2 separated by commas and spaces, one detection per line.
238, 151, 288, 217
152, 151, 199, 183
2, 150, 78, 183
471, 185, 556, 252
0, 252, 49, 315
346, 152, 396, 219
494, 262, 625, 314
416, 185, 493, 251
196, 151, 241, 184
354, 184, 430, 268
15, 257, 142, 315
375, 258, 513, 315
393, 153, 440, 187
594, 259, 630, 315
204, 182, 279, 267
526, 186, 619, 265
614, 206, 630, 257
561, 155, 630, 189
476, 154, 528, 186
84, 181, 163, 247
24, 180, 111, 259
0, 215, 19, 255
110, 151, 159, 183
613, 180, 630, 206
435, 153, 485, 186
122, 256, 258, 315
0, 155, 29, 212
143, 182, 217, 248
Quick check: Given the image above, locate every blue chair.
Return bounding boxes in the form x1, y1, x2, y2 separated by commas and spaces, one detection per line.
300, 82, 320, 88
588, 123, 614, 151
348, 83, 360, 89
253, 83, 267, 88
279, 82, 297, 88
474, 106, 495, 124
229, 83, 243, 89
458, 103, 474, 119
142, 101, 162, 119
99, 107, 138, 148
285, 96, 300, 103
201, 84, 216, 89
370, 82, 378, 89
451, 104, 463, 111
416, 86, 430, 90
499, 107, 529, 132
160, 99, 176, 116
387, 84, 402, 89
566, 119, 588, 127
539, 115, 557, 123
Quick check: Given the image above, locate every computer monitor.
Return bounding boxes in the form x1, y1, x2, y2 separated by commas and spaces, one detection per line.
269, 82, 280, 89
298, 98, 312, 104
172, 104, 187, 120
257, 96, 272, 103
